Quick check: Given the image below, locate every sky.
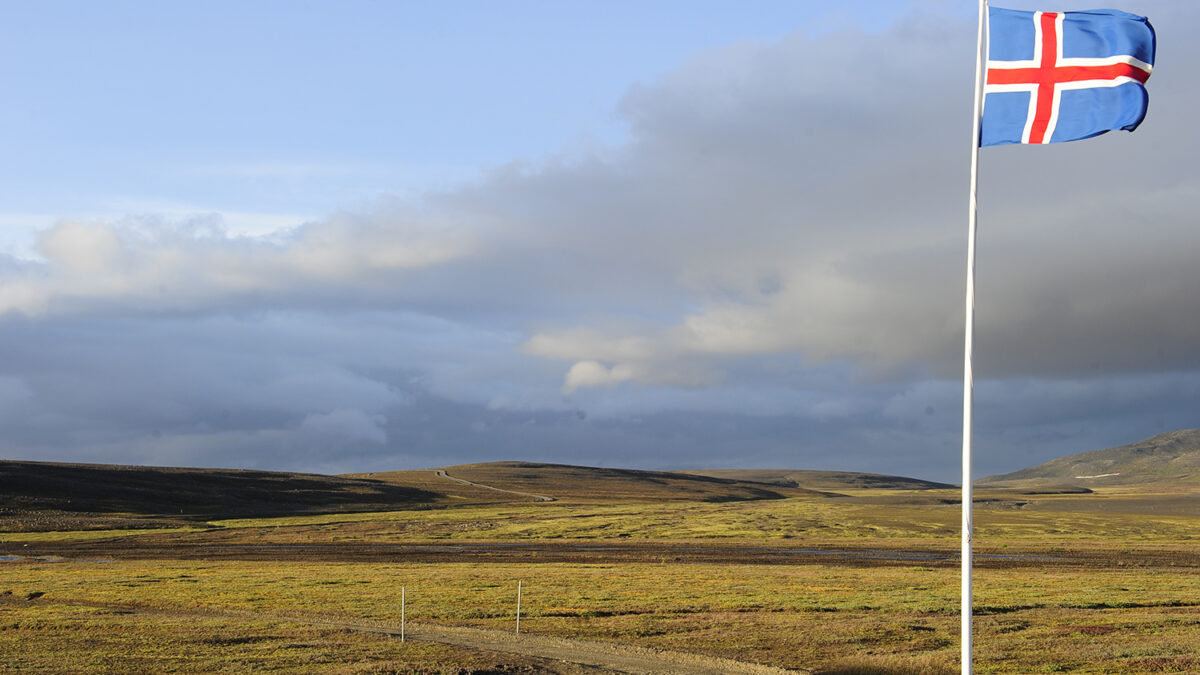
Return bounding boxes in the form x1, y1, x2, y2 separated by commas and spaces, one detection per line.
1, 0, 1197, 482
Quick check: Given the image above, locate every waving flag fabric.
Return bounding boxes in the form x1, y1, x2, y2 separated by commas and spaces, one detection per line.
982, 7, 1155, 146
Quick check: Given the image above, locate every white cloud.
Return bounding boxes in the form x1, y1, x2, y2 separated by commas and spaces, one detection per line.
39, 221, 127, 273
562, 360, 637, 394
0, 208, 474, 315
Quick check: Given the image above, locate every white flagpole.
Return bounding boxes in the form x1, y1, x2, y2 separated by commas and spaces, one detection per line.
963, 1, 988, 674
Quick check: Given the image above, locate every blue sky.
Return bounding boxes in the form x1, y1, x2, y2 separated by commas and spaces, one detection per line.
0, 1, 913, 244
1, 1, 1197, 481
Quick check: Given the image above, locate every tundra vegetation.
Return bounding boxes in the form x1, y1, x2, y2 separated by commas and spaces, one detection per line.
2, 455, 1199, 674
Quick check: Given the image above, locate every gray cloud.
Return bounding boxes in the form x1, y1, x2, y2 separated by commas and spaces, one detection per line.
2, 3, 1198, 477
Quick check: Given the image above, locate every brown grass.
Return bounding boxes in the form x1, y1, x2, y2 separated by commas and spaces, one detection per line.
815, 652, 957, 675
360, 461, 820, 503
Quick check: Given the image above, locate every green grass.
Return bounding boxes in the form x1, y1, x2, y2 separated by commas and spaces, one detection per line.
8, 492, 1199, 549
0, 527, 200, 543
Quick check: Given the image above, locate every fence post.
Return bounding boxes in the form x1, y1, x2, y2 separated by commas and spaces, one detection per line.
401, 586, 406, 642
516, 580, 522, 635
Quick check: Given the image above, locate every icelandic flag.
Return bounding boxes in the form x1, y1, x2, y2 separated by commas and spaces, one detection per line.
982, 7, 1155, 146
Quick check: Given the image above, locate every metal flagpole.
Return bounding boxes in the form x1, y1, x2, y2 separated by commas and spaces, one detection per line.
963, 1, 988, 674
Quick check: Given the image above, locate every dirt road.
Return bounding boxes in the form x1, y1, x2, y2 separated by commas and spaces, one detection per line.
14, 596, 804, 675
405, 622, 805, 675
435, 469, 557, 502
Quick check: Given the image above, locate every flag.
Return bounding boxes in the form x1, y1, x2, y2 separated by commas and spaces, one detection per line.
982, 7, 1155, 146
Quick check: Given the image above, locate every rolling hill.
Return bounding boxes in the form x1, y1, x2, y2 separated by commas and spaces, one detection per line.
2, 455, 1041, 528
2, 460, 835, 526
0, 460, 440, 519
681, 469, 955, 491
981, 429, 1200, 488
355, 462, 827, 502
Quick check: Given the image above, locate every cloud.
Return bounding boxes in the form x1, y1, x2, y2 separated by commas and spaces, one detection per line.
513, 4, 1200, 388
8, 5, 1198, 389
0, 313, 406, 456
2, 3, 1198, 476
1, 207, 474, 315
562, 360, 637, 394
300, 409, 388, 444
0, 375, 32, 407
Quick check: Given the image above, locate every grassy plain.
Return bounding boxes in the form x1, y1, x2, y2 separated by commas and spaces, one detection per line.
3, 465, 1200, 673
4, 558, 1200, 673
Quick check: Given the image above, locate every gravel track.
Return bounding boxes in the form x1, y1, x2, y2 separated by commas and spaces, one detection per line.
435, 469, 557, 502
16, 596, 805, 674
404, 623, 806, 674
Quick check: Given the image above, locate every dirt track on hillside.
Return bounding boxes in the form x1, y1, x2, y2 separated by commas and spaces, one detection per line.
435, 469, 556, 502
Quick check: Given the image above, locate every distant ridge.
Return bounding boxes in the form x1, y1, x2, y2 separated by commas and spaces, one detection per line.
2, 459, 961, 524
0, 460, 439, 519
2, 460, 833, 524
981, 429, 1200, 488
359, 462, 826, 503
682, 469, 954, 491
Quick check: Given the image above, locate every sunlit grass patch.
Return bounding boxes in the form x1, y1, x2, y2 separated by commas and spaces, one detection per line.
0, 527, 198, 543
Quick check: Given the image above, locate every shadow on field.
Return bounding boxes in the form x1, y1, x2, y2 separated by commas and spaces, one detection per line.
0, 460, 440, 519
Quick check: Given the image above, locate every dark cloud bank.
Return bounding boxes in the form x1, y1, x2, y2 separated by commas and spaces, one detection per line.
2, 2, 1198, 482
